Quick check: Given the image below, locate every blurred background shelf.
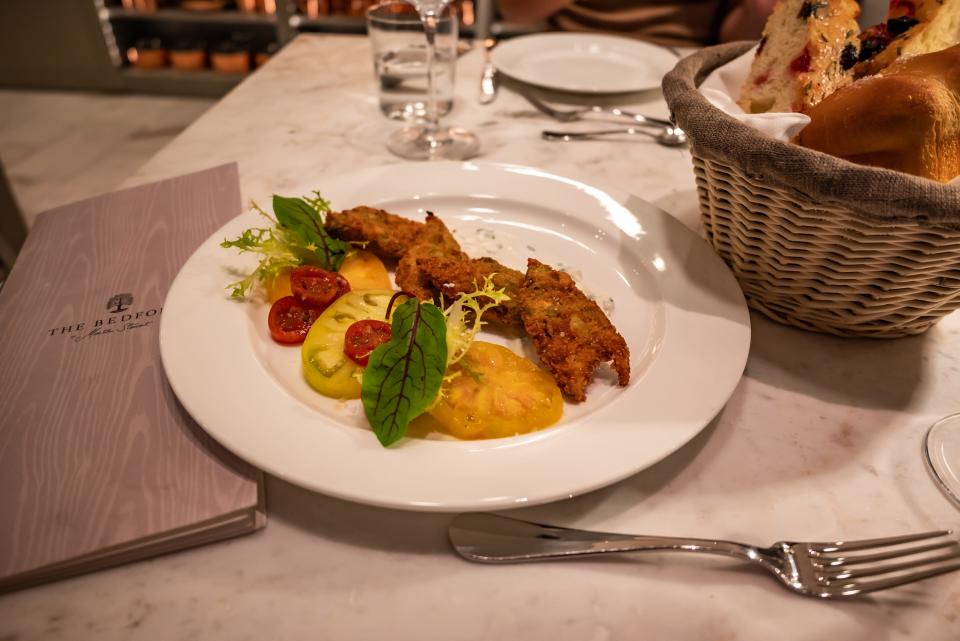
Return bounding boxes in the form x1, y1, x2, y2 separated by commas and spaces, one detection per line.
0, 0, 502, 96
107, 7, 278, 25
291, 14, 484, 37
98, 0, 293, 95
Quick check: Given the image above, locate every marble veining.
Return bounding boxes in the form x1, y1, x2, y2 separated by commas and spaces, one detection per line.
0, 91, 213, 227
1, 35, 958, 640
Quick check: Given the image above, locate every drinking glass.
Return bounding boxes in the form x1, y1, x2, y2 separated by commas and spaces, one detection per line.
381, 0, 479, 160
923, 413, 960, 508
367, 1, 455, 121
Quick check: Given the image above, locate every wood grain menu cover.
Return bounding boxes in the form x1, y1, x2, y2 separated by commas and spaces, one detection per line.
0, 163, 264, 592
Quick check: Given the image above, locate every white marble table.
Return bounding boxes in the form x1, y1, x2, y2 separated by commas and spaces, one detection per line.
3, 34, 959, 640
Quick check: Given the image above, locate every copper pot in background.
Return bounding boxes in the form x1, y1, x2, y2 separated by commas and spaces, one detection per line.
237, 0, 277, 13
179, 0, 229, 10
211, 41, 250, 73
128, 38, 167, 69
121, 0, 159, 11
170, 40, 207, 70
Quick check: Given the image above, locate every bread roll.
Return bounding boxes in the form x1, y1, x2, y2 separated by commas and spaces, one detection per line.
739, 0, 861, 114
796, 44, 960, 182
854, 0, 960, 77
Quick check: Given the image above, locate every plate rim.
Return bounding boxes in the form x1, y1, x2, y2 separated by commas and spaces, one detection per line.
159, 161, 750, 511
491, 32, 678, 94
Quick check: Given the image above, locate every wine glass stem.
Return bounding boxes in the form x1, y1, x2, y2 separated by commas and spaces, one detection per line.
421, 12, 439, 132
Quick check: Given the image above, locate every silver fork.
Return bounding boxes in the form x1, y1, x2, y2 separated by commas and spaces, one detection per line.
520, 91, 675, 129
448, 513, 960, 598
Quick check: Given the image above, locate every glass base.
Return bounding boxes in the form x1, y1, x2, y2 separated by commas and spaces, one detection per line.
923, 413, 960, 508
387, 124, 479, 161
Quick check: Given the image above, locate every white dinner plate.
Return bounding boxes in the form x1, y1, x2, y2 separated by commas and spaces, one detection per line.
491, 33, 678, 93
160, 162, 750, 512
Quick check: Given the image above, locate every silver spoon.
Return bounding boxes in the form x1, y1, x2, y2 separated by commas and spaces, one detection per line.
542, 126, 688, 147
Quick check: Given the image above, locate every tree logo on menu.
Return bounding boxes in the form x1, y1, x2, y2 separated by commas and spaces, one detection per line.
107, 293, 133, 314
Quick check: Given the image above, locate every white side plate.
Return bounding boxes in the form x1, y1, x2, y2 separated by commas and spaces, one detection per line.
491, 33, 678, 93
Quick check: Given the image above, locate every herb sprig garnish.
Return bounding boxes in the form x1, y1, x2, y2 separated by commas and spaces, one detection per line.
221, 192, 347, 298
361, 298, 447, 447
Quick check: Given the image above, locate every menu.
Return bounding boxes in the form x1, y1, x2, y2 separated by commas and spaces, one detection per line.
0, 164, 264, 592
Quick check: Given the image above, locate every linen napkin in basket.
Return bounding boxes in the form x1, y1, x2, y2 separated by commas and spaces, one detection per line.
697, 46, 810, 142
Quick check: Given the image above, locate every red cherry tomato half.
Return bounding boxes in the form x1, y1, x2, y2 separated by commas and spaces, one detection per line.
268, 296, 323, 345
290, 265, 350, 308
343, 320, 393, 366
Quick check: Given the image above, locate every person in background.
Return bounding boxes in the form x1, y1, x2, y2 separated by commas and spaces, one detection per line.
495, 0, 778, 47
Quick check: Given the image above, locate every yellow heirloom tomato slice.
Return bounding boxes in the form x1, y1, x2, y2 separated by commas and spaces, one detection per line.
428, 341, 563, 440
338, 250, 391, 291
301, 289, 395, 400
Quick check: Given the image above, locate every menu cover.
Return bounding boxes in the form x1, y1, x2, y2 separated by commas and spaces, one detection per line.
0, 163, 264, 592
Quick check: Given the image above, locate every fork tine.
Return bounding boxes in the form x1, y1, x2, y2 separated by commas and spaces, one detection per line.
825, 561, 960, 596
813, 530, 951, 553
816, 539, 959, 567
823, 548, 960, 581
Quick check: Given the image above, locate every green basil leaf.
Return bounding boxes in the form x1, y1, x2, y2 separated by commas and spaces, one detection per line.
361, 299, 447, 447
272, 194, 318, 229
272, 194, 348, 271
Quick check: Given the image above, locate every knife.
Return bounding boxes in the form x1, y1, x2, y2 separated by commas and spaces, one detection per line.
479, 38, 498, 105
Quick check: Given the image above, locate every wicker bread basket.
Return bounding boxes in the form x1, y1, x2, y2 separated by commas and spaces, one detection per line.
662, 43, 960, 338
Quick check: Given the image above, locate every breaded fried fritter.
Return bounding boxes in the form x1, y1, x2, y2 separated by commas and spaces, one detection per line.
325, 206, 423, 259
416, 255, 525, 327
394, 213, 466, 300
516, 259, 630, 402
328, 207, 631, 401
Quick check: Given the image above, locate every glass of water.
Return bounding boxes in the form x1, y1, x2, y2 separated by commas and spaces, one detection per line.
367, 1, 456, 122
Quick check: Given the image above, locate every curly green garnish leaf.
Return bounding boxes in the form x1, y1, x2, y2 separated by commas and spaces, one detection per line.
221, 202, 301, 298
443, 275, 510, 367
